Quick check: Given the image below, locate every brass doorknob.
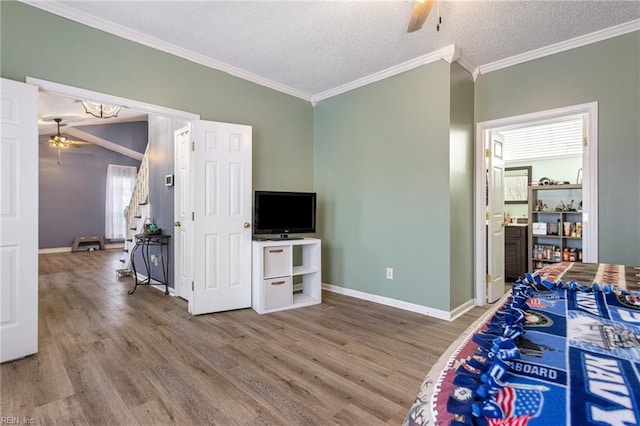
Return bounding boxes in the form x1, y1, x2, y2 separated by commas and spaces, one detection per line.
243, 222, 251, 229
175, 221, 181, 227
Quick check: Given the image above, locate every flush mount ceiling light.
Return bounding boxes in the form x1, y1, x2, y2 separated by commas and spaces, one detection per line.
81, 100, 122, 119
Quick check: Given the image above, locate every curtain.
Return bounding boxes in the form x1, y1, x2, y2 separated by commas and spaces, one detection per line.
105, 164, 137, 239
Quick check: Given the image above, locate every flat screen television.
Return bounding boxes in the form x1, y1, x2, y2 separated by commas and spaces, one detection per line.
253, 191, 316, 239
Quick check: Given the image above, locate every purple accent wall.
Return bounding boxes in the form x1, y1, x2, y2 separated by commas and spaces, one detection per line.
75, 121, 148, 154
38, 121, 146, 249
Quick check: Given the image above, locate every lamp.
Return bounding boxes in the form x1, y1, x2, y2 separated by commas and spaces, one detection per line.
81, 100, 122, 119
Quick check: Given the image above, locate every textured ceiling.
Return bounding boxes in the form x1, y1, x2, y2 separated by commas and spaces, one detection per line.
29, 1, 640, 99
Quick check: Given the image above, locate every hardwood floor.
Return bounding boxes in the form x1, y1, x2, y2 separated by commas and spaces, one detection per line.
1, 249, 487, 425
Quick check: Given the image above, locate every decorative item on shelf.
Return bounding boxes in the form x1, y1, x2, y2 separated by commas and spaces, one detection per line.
535, 200, 549, 212
548, 222, 559, 236
564, 222, 572, 237
533, 222, 547, 235
563, 247, 570, 261
575, 222, 582, 238
144, 218, 161, 235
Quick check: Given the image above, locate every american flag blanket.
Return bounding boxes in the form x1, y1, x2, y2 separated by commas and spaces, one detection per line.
405, 263, 640, 426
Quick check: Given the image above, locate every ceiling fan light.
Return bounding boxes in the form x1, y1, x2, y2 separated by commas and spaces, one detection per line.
81, 100, 122, 119
49, 140, 70, 150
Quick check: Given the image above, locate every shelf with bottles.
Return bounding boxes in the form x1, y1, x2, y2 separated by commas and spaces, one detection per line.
528, 184, 583, 272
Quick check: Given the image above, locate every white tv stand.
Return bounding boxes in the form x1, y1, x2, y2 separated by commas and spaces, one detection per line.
251, 238, 321, 314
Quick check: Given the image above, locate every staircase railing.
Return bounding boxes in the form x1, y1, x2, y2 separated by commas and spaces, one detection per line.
125, 145, 150, 244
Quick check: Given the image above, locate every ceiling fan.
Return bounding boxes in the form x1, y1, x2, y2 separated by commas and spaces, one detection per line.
407, 0, 442, 33
47, 118, 93, 165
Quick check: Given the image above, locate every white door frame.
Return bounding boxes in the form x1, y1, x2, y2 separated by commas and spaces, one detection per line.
26, 78, 199, 123
25, 77, 199, 296
474, 102, 598, 306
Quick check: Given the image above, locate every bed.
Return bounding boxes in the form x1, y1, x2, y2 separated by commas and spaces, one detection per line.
404, 262, 640, 426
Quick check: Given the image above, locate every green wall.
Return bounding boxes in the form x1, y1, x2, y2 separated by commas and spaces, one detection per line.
476, 32, 640, 265
4, 1, 638, 313
0, 1, 314, 192
313, 61, 455, 311
449, 62, 475, 308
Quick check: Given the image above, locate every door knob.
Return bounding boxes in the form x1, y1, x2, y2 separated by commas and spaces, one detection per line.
243, 222, 251, 229
175, 221, 181, 227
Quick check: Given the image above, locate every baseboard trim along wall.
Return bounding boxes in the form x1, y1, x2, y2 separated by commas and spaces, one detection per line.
39, 243, 125, 254
322, 283, 476, 321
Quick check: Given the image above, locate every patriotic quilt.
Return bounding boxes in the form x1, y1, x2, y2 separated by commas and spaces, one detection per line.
405, 262, 640, 426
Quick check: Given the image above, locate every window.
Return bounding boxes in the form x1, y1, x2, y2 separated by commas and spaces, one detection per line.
105, 164, 137, 239
502, 115, 583, 161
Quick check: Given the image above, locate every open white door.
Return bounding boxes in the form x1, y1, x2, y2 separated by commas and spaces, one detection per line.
1, 78, 38, 362
174, 126, 192, 300
188, 120, 252, 315
487, 132, 506, 303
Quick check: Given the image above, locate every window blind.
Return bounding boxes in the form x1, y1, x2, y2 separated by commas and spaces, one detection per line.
502, 115, 583, 162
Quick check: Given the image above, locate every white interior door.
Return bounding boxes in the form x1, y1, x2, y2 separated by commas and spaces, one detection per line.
1, 78, 38, 363
189, 120, 252, 315
174, 126, 192, 300
487, 132, 506, 303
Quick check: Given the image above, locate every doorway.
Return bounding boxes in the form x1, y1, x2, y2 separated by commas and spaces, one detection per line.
474, 102, 599, 305
26, 77, 199, 290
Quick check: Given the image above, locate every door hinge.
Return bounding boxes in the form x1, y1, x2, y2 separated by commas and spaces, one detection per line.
192, 141, 195, 151
485, 211, 491, 220
583, 137, 588, 147
485, 274, 491, 284
192, 281, 194, 291
485, 148, 491, 157
192, 211, 194, 221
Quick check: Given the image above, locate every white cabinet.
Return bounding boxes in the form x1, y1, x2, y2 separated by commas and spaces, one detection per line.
252, 238, 321, 314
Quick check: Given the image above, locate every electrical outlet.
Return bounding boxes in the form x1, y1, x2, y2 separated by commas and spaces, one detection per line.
386, 267, 393, 280
151, 254, 158, 266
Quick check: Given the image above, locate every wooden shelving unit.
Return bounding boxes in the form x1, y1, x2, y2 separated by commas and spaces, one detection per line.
528, 184, 583, 272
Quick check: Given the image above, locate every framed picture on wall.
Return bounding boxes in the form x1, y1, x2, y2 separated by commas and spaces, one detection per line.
504, 166, 531, 204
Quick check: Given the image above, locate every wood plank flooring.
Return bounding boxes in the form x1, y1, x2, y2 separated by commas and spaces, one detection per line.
1, 249, 487, 425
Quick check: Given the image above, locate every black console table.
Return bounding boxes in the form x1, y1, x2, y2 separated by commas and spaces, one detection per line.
129, 233, 170, 295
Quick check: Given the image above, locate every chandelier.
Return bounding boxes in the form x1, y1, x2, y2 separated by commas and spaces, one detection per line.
81, 100, 122, 119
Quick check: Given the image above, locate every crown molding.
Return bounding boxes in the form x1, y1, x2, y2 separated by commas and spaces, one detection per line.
22, 1, 639, 105
478, 19, 640, 76
21, 0, 313, 102
312, 44, 457, 105
455, 52, 479, 81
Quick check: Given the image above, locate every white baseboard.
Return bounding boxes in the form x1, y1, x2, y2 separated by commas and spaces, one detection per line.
322, 283, 476, 321
39, 243, 125, 254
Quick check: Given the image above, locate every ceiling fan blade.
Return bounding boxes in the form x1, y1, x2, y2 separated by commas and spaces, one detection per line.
407, 0, 435, 33
68, 141, 94, 147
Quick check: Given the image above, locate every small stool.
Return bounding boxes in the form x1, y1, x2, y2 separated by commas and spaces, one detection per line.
72, 235, 105, 252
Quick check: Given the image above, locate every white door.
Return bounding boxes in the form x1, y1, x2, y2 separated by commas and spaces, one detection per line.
0, 78, 38, 363
188, 120, 252, 315
487, 132, 506, 303
174, 126, 192, 300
